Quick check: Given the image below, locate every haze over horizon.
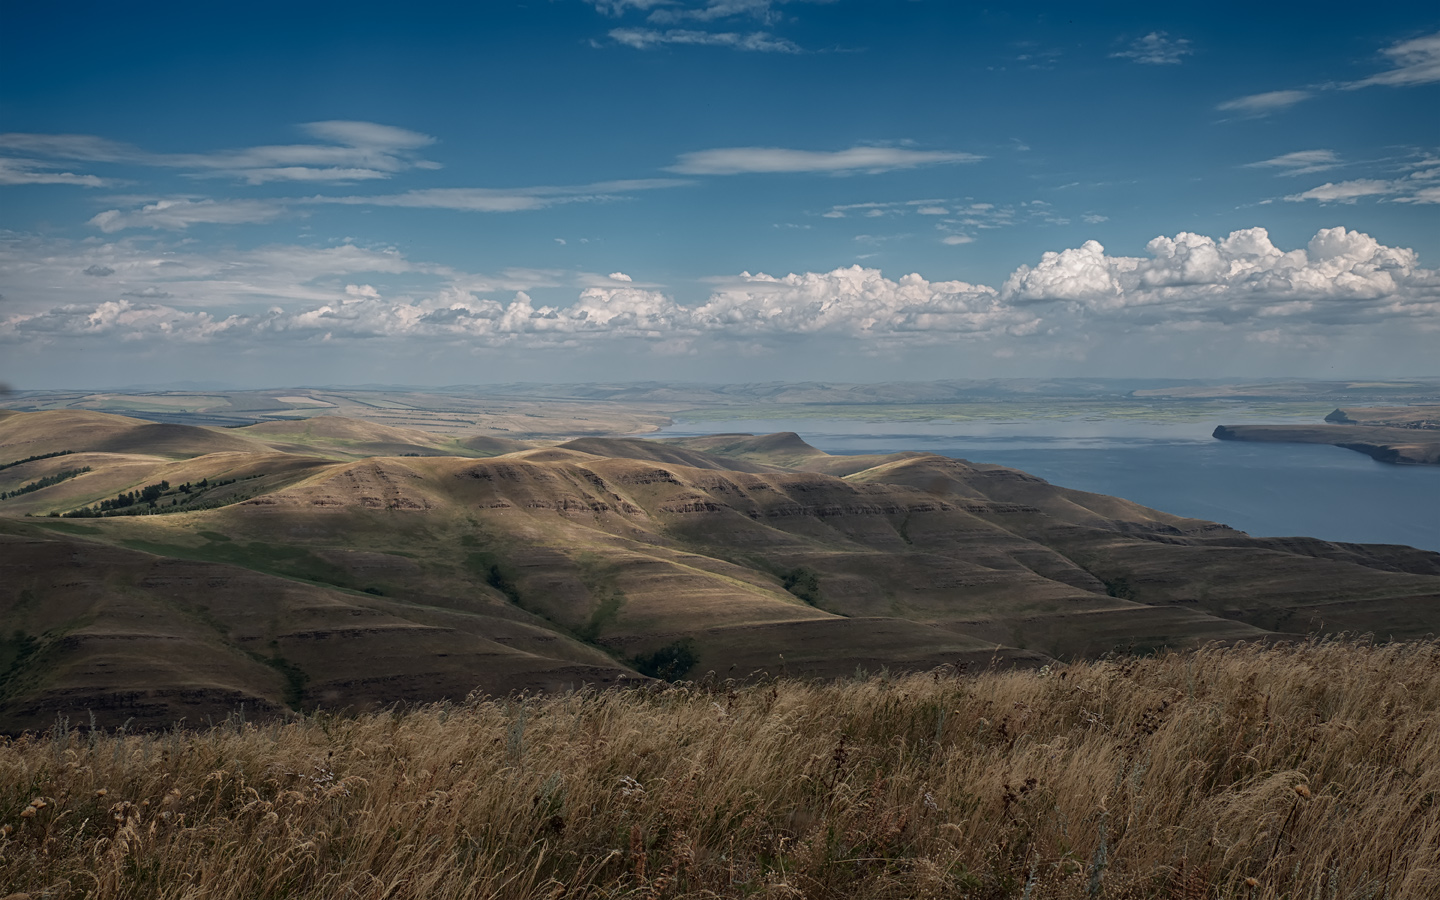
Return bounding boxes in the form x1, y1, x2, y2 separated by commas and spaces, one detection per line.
2, 1, 1437, 388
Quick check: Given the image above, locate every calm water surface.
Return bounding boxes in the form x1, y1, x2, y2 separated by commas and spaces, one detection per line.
658, 418, 1440, 552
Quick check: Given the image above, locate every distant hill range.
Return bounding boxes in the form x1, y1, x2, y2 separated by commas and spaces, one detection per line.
3, 408, 1439, 732
8, 378, 1440, 436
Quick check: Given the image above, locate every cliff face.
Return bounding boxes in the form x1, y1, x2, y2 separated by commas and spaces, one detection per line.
4, 411, 1439, 731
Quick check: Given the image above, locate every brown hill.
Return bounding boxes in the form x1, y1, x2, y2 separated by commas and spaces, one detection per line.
0, 525, 633, 732
236, 415, 461, 458
559, 437, 787, 473
457, 433, 540, 456
3, 425, 1439, 731
0, 409, 267, 460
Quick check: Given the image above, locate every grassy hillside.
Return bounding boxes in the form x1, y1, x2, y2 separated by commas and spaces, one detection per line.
1, 641, 1435, 899
4, 411, 1440, 732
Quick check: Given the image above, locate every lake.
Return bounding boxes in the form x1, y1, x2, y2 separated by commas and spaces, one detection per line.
658, 417, 1440, 552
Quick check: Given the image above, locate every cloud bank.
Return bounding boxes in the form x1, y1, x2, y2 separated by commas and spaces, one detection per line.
3, 228, 1434, 353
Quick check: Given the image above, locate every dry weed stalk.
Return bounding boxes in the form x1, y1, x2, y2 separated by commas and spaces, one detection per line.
0, 639, 1436, 898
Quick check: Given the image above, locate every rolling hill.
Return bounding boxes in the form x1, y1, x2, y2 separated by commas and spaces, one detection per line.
3, 410, 1437, 732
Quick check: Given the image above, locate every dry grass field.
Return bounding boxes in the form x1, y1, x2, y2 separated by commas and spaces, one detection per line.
2, 640, 1436, 899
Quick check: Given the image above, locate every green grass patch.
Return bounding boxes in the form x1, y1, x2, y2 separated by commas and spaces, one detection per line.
465, 551, 523, 606
119, 539, 350, 588
632, 639, 698, 682
32, 520, 103, 535
781, 567, 823, 606
575, 553, 627, 642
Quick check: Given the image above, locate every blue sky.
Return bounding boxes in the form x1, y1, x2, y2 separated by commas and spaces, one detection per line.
1, 1, 1437, 387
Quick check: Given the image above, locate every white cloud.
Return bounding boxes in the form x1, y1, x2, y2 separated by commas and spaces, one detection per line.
300, 120, 434, 151
820, 198, 1028, 242
1283, 166, 1440, 204
608, 28, 800, 52
0, 120, 437, 185
1082, 214, 1109, 224
1345, 32, 1440, 88
1245, 149, 1341, 176
1111, 32, 1192, 65
5, 229, 1435, 350
0, 157, 110, 187
1216, 90, 1312, 116
589, 0, 673, 15
672, 146, 982, 175
88, 198, 287, 232
689, 267, 1029, 338
595, 0, 830, 26
1393, 185, 1440, 205
1001, 227, 1439, 326
313, 179, 688, 212
1283, 180, 1395, 203
0, 236, 432, 317
1216, 33, 1440, 121
647, 0, 782, 24
80, 180, 691, 233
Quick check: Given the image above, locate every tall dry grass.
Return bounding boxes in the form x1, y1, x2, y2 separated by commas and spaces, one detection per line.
1, 640, 1437, 899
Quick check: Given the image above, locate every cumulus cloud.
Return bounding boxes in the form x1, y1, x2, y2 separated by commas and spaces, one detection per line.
1246, 149, 1341, 176
690, 267, 1028, 338
1001, 227, 1439, 326
1111, 32, 1192, 65
672, 146, 981, 175
1216, 90, 1312, 116
4, 229, 1435, 350
0, 120, 437, 185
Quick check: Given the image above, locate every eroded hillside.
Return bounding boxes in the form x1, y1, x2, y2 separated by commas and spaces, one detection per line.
3, 410, 1438, 731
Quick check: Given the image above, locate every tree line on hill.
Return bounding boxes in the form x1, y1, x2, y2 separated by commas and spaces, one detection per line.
58, 476, 244, 518
0, 449, 73, 472
0, 466, 92, 500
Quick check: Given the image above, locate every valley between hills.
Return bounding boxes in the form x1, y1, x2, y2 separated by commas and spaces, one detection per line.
2, 407, 1439, 734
